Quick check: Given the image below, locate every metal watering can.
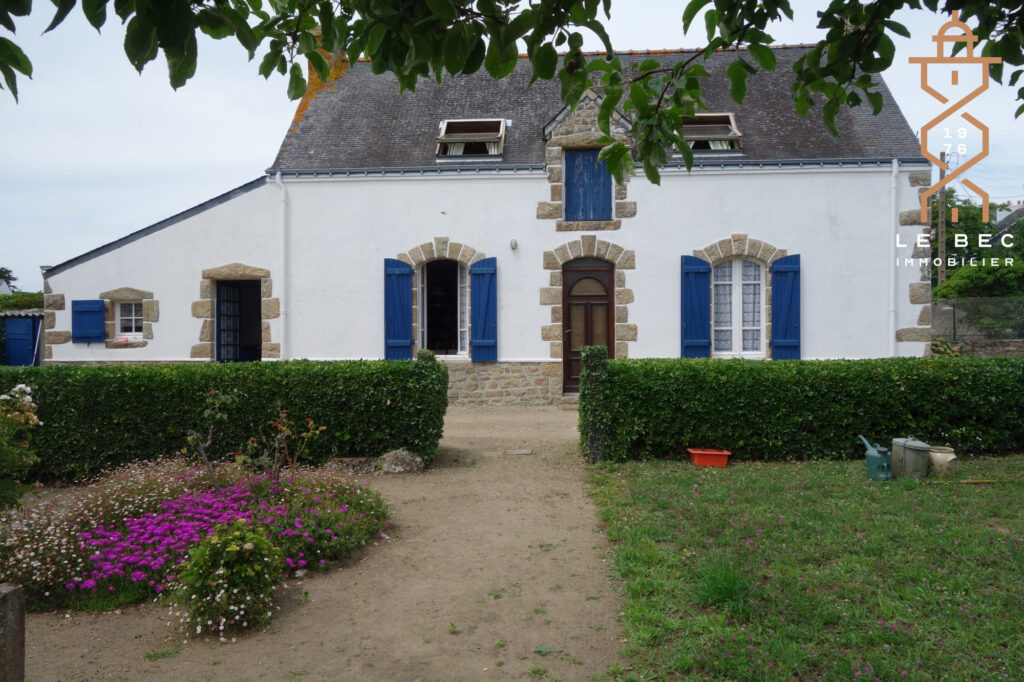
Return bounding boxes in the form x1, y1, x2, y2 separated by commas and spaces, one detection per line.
858, 435, 893, 481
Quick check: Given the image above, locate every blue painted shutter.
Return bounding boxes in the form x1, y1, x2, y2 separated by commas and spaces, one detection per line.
384, 259, 414, 359
771, 254, 801, 359
470, 257, 498, 362
564, 149, 612, 221
71, 299, 106, 342
681, 256, 711, 358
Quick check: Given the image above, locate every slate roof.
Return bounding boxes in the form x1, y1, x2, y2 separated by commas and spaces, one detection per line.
996, 206, 1024, 236
270, 46, 925, 172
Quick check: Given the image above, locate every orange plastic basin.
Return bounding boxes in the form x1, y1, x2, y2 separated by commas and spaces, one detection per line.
687, 448, 732, 467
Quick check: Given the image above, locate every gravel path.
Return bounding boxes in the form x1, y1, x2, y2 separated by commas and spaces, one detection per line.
26, 406, 623, 681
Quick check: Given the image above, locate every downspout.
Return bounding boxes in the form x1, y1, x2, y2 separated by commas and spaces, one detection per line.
275, 171, 289, 360
888, 159, 898, 357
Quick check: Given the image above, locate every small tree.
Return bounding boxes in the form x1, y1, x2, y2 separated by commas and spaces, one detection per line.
181, 388, 239, 486
238, 404, 325, 477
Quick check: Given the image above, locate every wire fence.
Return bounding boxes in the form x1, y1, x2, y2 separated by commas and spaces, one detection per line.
932, 298, 1024, 342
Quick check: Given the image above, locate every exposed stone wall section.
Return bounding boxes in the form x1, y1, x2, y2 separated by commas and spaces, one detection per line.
538, 89, 635, 232
40, 293, 66, 362
192, 263, 278, 359
692, 233, 787, 359
395, 238, 486, 355
446, 360, 568, 405
541, 237, 636, 361
956, 339, 1024, 357
896, 171, 932, 346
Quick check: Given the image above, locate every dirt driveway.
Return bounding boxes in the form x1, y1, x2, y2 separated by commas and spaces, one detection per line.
25, 406, 623, 681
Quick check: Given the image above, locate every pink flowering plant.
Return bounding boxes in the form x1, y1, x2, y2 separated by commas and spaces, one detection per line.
0, 383, 42, 509
0, 458, 389, 618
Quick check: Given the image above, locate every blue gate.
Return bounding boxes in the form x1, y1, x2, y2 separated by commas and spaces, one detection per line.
3, 316, 41, 366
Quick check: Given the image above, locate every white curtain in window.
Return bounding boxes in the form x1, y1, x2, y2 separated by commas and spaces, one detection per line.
708, 140, 732, 150
485, 141, 501, 155
447, 142, 465, 155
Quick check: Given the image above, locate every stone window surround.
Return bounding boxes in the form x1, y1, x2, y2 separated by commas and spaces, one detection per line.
100, 288, 159, 349
540, 237, 637, 360
691, 233, 788, 360
394, 237, 486, 356
536, 91, 637, 232
191, 263, 279, 360
39, 287, 159, 357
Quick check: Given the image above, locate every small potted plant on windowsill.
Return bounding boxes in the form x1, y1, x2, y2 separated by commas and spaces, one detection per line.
687, 448, 732, 467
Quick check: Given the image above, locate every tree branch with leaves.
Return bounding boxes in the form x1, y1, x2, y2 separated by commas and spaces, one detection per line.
2, 0, 1022, 182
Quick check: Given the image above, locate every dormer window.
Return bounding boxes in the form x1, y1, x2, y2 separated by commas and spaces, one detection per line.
682, 113, 742, 151
437, 119, 506, 157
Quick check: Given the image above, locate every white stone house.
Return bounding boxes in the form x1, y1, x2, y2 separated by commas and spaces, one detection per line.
40, 47, 932, 404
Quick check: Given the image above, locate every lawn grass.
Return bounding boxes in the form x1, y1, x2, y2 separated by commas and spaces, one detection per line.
590, 456, 1024, 680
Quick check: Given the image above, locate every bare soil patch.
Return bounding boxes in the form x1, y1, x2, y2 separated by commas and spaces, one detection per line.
25, 406, 622, 681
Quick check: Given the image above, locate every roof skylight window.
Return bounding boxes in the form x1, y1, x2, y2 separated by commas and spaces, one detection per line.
436, 119, 506, 157
682, 113, 742, 151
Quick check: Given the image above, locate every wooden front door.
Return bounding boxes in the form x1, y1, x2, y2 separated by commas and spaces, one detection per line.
562, 259, 614, 392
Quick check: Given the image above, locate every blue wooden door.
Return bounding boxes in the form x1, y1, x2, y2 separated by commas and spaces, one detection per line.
3, 317, 40, 366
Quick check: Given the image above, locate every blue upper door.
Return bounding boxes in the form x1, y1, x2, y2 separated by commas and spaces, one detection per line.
3, 317, 41, 366
564, 149, 612, 221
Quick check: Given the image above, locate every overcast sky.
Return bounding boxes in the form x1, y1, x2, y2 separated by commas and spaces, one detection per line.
2, 1, 1022, 291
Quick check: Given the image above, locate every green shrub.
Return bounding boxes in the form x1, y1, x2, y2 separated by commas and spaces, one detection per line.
0, 383, 41, 508
0, 292, 44, 313
579, 350, 1024, 461
170, 519, 284, 638
0, 356, 448, 481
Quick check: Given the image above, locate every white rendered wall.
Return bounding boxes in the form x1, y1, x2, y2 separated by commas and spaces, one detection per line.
46, 183, 281, 362
46, 164, 928, 363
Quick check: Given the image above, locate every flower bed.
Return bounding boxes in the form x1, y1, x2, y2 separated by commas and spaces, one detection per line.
0, 458, 388, 613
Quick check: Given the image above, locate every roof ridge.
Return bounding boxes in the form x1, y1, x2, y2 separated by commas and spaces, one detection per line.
352, 43, 817, 62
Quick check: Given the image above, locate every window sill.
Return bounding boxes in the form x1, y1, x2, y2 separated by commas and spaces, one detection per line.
555, 219, 621, 232
105, 339, 148, 349
435, 156, 503, 164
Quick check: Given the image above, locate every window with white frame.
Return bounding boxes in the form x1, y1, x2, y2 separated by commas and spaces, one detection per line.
681, 113, 742, 151
436, 119, 505, 157
418, 260, 469, 355
712, 259, 764, 357
117, 301, 144, 337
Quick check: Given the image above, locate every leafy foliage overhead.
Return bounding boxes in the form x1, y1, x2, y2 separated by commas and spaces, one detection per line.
2, 0, 1022, 182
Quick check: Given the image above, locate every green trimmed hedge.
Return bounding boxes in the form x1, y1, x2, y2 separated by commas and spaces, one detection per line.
579, 347, 1024, 461
0, 353, 448, 481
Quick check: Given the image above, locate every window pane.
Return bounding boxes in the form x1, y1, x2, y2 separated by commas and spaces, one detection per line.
714, 329, 732, 351
570, 277, 606, 296
119, 302, 133, 317
591, 305, 608, 347
458, 265, 467, 352
742, 260, 760, 282
119, 320, 132, 333
133, 320, 143, 333
713, 262, 732, 282
713, 283, 731, 327
570, 305, 585, 351
742, 283, 761, 327
743, 329, 761, 351
133, 303, 144, 316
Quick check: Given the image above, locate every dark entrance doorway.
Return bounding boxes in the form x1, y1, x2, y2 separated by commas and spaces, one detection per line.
216, 280, 261, 362
562, 258, 614, 392
423, 259, 460, 355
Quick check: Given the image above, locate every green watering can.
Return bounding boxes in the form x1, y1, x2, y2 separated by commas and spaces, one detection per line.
858, 435, 893, 481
